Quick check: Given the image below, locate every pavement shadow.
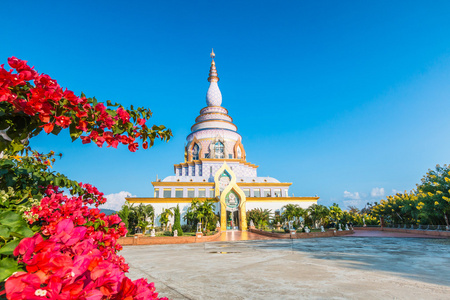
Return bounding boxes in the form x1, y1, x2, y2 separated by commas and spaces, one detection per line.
290, 237, 450, 286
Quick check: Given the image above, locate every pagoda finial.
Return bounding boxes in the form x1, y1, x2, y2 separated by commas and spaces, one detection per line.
206, 49, 222, 106
208, 49, 219, 82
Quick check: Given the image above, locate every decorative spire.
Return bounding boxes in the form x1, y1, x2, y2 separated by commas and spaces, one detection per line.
208, 48, 219, 83
206, 48, 222, 107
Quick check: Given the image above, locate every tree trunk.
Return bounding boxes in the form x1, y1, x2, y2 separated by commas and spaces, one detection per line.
444, 213, 449, 229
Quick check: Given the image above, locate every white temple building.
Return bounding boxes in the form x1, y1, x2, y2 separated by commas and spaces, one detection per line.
127, 50, 318, 231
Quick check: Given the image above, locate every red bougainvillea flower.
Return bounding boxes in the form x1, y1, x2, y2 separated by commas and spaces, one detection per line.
1, 56, 171, 154
42, 122, 54, 134
55, 115, 71, 128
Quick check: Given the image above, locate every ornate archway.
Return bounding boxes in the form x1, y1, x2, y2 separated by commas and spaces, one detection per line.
214, 162, 247, 231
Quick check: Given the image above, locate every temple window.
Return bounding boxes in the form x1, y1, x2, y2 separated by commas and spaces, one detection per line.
228, 154, 232, 159
198, 189, 206, 197
192, 166, 195, 176
284, 189, 289, 197
243, 189, 250, 197
214, 141, 224, 158
199, 166, 202, 176
253, 189, 260, 197
154, 189, 159, 198
163, 189, 171, 198
274, 189, 281, 197
187, 189, 195, 198
178, 168, 182, 176
192, 144, 199, 160
175, 189, 183, 198
264, 189, 271, 197
209, 188, 215, 197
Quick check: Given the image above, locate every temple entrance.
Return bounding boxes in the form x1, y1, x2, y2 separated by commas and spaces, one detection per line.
225, 189, 240, 230
216, 165, 247, 231
226, 210, 240, 230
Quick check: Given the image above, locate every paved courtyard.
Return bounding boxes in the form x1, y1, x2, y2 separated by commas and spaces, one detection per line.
120, 236, 450, 299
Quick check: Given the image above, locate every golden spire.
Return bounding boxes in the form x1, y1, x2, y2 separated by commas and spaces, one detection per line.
208, 48, 219, 82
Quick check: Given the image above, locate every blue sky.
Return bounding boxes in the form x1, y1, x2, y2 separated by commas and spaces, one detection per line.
2, 0, 450, 210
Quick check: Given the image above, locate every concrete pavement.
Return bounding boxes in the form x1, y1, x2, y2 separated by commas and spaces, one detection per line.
120, 236, 450, 299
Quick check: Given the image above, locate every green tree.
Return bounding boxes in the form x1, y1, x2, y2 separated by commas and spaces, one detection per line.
329, 203, 343, 225
372, 192, 416, 225
246, 208, 272, 229
416, 164, 450, 226
172, 204, 183, 236
118, 204, 130, 230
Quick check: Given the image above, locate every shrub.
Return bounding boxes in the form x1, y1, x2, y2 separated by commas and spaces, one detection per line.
181, 224, 192, 232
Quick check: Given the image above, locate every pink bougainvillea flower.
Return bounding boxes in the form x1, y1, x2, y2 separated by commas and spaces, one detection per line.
5, 272, 43, 300
52, 218, 87, 246
13, 233, 42, 264
116, 107, 130, 123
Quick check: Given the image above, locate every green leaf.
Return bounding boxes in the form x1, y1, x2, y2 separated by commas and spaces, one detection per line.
51, 125, 62, 136
0, 211, 32, 238
0, 225, 11, 239
0, 211, 22, 228
10, 225, 33, 238
0, 159, 15, 168
69, 122, 82, 141
10, 139, 24, 153
0, 239, 19, 255
0, 257, 21, 282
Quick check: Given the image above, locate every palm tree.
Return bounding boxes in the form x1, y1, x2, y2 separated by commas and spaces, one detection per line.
159, 208, 174, 231
307, 204, 329, 228
247, 208, 272, 229
184, 198, 200, 226
183, 198, 217, 232
143, 204, 155, 227
198, 199, 216, 231
294, 206, 307, 225
282, 204, 299, 222
126, 204, 155, 233
137, 219, 150, 233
